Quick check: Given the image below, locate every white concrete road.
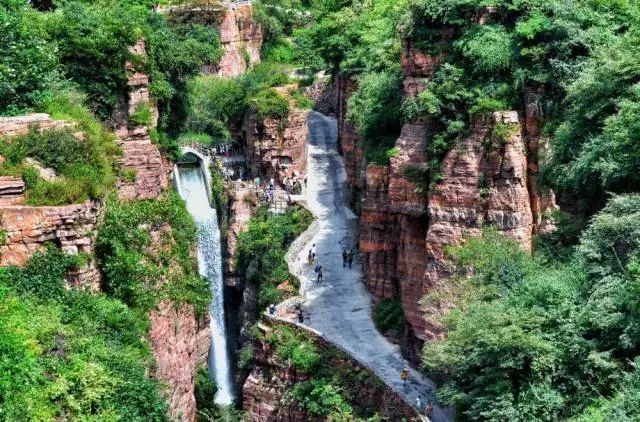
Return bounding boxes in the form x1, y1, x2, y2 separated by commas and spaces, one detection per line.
288, 111, 453, 421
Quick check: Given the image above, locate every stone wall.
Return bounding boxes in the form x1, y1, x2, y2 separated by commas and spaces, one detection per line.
216, 4, 262, 77
0, 114, 74, 138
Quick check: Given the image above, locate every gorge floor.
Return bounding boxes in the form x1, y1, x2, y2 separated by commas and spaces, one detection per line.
288, 111, 454, 421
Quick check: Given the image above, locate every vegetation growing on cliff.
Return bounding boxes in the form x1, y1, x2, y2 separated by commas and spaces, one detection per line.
96, 193, 210, 315
424, 195, 640, 420
0, 247, 168, 420
235, 205, 312, 308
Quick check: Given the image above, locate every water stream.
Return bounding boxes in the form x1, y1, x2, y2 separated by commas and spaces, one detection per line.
176, 164, 234, 405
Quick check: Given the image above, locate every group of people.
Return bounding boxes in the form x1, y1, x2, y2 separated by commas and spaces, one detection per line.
221, 164, 247, 182
281, 173, 307, 195
306, 244, 324, 284
342, 249, 355, 269
401, 368, 435, 416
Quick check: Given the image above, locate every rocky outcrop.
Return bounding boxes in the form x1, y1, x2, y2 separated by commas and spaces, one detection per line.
116, 40, 169, 201
0, 114, 74, 138
334, 35, 547, 361
216, 4, 262, 77
0, 200, 100, 289
242, 88, 308, 182
421, 112, 533, 339
242, 320, 419, 421
0, 177, 25, 206
149, 300, 210, 422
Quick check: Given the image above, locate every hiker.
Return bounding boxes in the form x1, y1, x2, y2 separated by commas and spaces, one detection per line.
347, 249, 354, 269
401, 367, 408, 386
311, 243, 316, 261
308, 249, 314, 265
297, 308, 304, 323
314, 264, 323, 283
296, 256, 303, 275
269, 177, 275, 190
426, 401, 434, 417
269, 304, 276, 315
303, 174, 308, 190
342, 249, 348, 268
416, 396, 422, 411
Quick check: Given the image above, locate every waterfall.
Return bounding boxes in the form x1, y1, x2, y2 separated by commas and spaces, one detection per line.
176, 164, 234, 405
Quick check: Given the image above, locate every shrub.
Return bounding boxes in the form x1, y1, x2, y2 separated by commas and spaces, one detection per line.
251, 88, 290, 120
128, 102, 154, 127
235, 206, 312, 308
290, 89, 314, 109
373, 297, 406, 334
0, 250, 168, 420
194, 367, 217, 414
268, 326, 320, 372
237, 345, 255, 370
291, 379, 353, 418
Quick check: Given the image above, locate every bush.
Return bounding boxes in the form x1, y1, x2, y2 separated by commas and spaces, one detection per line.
267, 326, 320, 373
373, 297, 406, 334
290, 89, 314, 109
291, 379, 353, 418
128, 102, 154, 127
194, 367, 217, 415
251, 88, 290, 120
0, 250, 168, 420
235, 206, 312, 309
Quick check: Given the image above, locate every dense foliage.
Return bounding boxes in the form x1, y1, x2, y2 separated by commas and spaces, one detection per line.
0, 247, 168, 420
96, 193, 210, 315
0, 92, 118, 205
423, 195, 640, 420
235, 205, 312, 308
185, 63, 292, 141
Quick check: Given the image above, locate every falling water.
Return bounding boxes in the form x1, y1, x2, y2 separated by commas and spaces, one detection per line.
176, 164, 234, 405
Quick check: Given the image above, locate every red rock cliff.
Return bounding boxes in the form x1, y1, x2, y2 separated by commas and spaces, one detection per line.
336, 38, 548, 361
216, 4, 262, 77
242, 87, 309, 182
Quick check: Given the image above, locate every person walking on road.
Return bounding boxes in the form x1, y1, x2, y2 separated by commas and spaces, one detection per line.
416, 396, 422, 411
342, 249, 348, 268
311, 243, 316, 261
426, 401, 434, 417
314, 264, 323, 283
401, 367, 408, 387
307, 249, 314, 265
347, 249, 354, 269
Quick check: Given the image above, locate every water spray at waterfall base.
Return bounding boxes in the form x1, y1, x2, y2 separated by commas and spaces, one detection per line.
176, 163, 234, 405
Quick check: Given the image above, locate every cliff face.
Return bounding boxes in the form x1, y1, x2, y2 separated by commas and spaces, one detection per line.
0, 114, 101, 289
116, 40, 169, 201
216, 4, 262, 77
242, 87, 309, 182
115, 41, 209, 422
149, 300, 210, 422
337, 38, 552, 361
242, 321, 419, 421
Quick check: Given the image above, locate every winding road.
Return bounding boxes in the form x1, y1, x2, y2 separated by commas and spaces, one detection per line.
289, 111, 453, 421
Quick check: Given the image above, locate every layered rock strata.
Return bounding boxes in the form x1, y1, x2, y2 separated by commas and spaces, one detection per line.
0, 114, 74, 138
335, 37, 552, 360
116, 40, 168, 201
149, 300, 210, 422
216, 4, 262, 77
242, 87, 309, 182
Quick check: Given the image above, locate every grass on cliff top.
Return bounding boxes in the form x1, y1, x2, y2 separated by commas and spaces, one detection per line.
235, 204, 313, 309
0, 89, 118, 206
0, 246, 168, 421
96, 192, 210, 315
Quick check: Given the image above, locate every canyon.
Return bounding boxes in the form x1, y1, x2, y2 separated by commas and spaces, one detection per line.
329, 36, 557, 362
